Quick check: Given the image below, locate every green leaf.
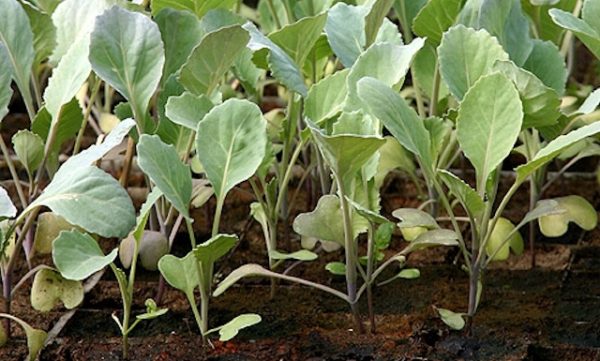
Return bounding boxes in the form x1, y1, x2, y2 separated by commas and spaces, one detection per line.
550, 5, 600, 60
209, 314, 261, 341
49, 0, 113, 65
325, 2, 369, 68
89, 6, 165, 127
515, 121, 600, 183
269, 249, 318, 261
346, 39, 425, 111
457, 73, 523, 190
493, 60, 561, 129
150, 0, 237, 18
304, 69, 349, 124
437, 307, 465, 330
213, 264, 273, 296
243, 22, 307, 96
438, 25, 509, 100
31, 268, 83, 312
404, 229, 459, 252
33, 212, 77, 255
0, 186, 16, 219
179, 25, 249, 96
158, 251, 200, 299
486, 217, 523, 261
155, 8, 203, 85
357, 77, 433, 173
165, 92, 214, 130
194, 233, 238, 267
398, 268, 420, 279
346, 196, 389, 225
522, 39, 567, 96
0, 46, 13, 120
22, 2, 56, 68
0, 0, 35, 111
12, 130, 44, 177
412, 0, 463, 45
53, 230, 118, 280
325, 261, 346, 275
27, 166, 135, 238
0, 314, 47, 361
269, 13, 328, 67
292, 195, 345, 245
392, 208, 438, 229
136, 298, 168, 321
364, 0, 396, 47
375, 136, 415, 188
538, 195, 598, 237
412, 42, 449, 101
196, 99, 267, 200
438, 170, 485, 218
137, 134, 192, 219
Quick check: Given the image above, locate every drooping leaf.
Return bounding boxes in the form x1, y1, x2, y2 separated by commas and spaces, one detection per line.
357, 77, 433, 173
437, 307, 465, 330
0, 314, 47, 361
137, 134, 192, 219
179, 25, 249, 96
0, 187, 16, 219
550, 3, 600, 60
196, 99, 267, 200
269, 13, 328, 67
304, 69, 349, 124
213, 314, 262, 341
155, 8, 204, 85
0, 0, 35, 111
31, 268, 84, 312
438, 25, 509, 100
243, 22, 307, 96
89, 6, 165, 127
53, 230, 118, 280
150, 0, 237, 18
538, 195, 598, 237
12, 130, 44, 177
325, 2, 369, 68
158, 252, 200, 299
27, 166, 135, 238
193, 234, 238, 267
165, 92, 214, 130
457, 73, 523, 190
412, 0, 463, 45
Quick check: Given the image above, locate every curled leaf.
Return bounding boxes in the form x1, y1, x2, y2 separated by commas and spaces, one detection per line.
538, 195, 598, 237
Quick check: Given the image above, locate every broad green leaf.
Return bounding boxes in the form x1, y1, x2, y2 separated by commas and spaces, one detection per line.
438, 170, 485, 218
165, 92, 214, 130
12, 130, 44, 177
325, 262, 346, 275
137, 134, 192, 219
22, 2, 56, 68
404, 229, 459, 252
90, 6, 165, 127
307, 121, 385, 186
392, 208, 438, 229
33, 212, 76, 255
412, 42, 449, 101
522, 39, 567, 96
243, 22, 307, 96
0, 187, 16, 219
269, 249, 318, 261
393, 0, 428, 31
49, 0, 113, 64
364, 0, 396, 47
233, 47, 263, 95
493, 60, 561, 129
515, 121, 600, 182
155, 8, 204, 85
412, 0, 463, 45
53, 230, 118, 280
346, 39, 425, 111
194, 234, 238, 267
150, 0, 237, 18
196, 99, 267, 200
179, 25, 249, 96
292, 195, 345, 245
158, 252, 200, 298
437, 308, 465, 330
304, 69, 349, 124
438, 25, 509, 100
539, 196, 598, 237
61, 118, 136, 172
199, 8, 244, 33
325, 2, 369, 68
357, 77, 433, 172
0, 0, 35, 111
457, 73, 523, 190
269, 13, 328, 67
375, 136, 415, 188
27, 166, 135, 238
31, 268, 83, 312
550, 5, 600, 59
212, 314, 262, 341
486, 217, 523, 261
0, 46, 13, 119
374, 18, 404, 45
0, 314, 47, 361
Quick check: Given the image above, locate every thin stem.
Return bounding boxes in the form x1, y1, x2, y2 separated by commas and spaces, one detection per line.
0, 136, 27, 208
186, 218, 196, 248
73, 79, 102, 155
265, 0, 283, 29
429, 61, 441, 116
212, 196, 225, 237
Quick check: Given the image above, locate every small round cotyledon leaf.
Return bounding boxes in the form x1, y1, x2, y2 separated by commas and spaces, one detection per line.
212, 314, 262, 341
539, 195, 598, 237
436, 307, 465, 330
158, 251, 200, 299
31, 268, 84, 312
11, 130, 44, 177
486, 217, 524, 261
53, 230, 118, 281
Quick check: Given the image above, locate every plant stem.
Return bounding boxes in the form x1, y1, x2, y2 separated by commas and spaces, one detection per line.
73, 78, 102, 155
430, 61, 441, 116
265, 0, 282, 29
186, 218, 196, 248
212, 196, 224, 237
0, 135, 27, 208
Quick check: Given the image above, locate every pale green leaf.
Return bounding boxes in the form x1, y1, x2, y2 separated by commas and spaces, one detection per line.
22, 2, 56, 68
193, 234, 238, 267
392, 208, 438, 229
438, 170, 485, 218
53, 230, 118, 280
33, 212, 76, 255
437, 308, 465, 330
550, 6, 600, 60
325, 262, 346, 275
522, 39, 567, 96
304, 69, 349, 124
269, 249, 318, 261
196, 98, 267, 200
404, 229, 459, 252
364, 0, 396, 46
412, 0, 463, 45
486, 217, 523, 261
31, 268, 83, 312
0, 186, 16, 219
269, 13, 328, 67
325, 2, 369, 67
539, 195, 598, 237
375, 136, 415, 188
215, 314, 261, 341
457, 73, 523, 190
0, 46, 13, 120
158, 251, 200, 298
165, 92, 213, 130
150, 0, 237, 18
0, 314, 47, 361
12, 130, 44, 176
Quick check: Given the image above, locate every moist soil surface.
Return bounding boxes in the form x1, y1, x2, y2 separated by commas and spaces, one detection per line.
1, 169, 599, 360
